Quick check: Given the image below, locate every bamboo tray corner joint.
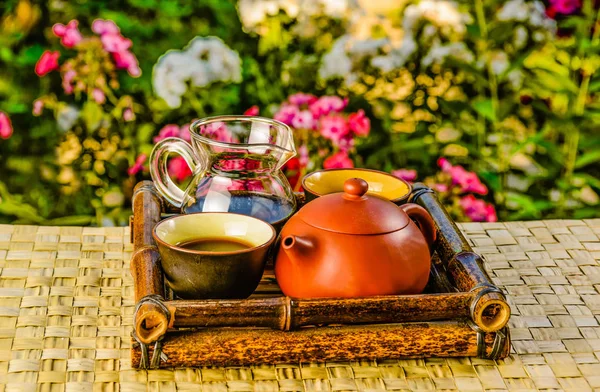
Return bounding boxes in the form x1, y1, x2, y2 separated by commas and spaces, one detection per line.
129, 180, 512, 369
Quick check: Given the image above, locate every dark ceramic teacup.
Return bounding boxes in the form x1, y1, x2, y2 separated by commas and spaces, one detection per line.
153, 212, 276, 299
302, 168, 412, 205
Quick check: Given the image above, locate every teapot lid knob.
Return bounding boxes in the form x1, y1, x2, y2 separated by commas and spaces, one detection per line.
343, 178, 369, 199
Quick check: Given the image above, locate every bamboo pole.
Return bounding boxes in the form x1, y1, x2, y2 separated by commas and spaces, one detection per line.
166, 292, 473, 330
131, 320, 510, 368
410, 183, 511, 332
130, 181, 170, 344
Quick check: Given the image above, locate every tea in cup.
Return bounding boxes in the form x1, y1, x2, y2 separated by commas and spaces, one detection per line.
153, 212, 276, 299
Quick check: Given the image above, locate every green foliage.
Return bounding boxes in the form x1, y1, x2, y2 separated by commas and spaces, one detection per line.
0, 0, 598, 225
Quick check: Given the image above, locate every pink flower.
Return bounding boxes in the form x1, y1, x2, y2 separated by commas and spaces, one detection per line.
274, 104, 299, 126
101, 34, 132, 53
91, 19, 141, 77
432, 183, 449, 193
291, 110, 315, 130
199, 122, 236, 143
309, 96, 348, 118
348, 109, 370, 137
337, 134, 355, 151
459, 194, 497, 222
244, 105, 260, 116
288, 93, 317, 106
319, 114, 350, 143
52, 20, 82, 48
112, 51, 141, 77
62, 70, 76, 94
438, 157, 488, 195
123, 108, 135, 122
298, 145, 309, 167
0, 112, 13, 140
33, 100, 44, 116
128, 154, 147, 176
437, 157, 451, 171
92, 88, 105, 104
459, 171, 488, 195
92, 19, 120, 35
35, 51, 60, 76
218, 159, 247, 171
154, 124, 181, 143
549, 0, 580, 14
228, 180, 264, 192
168, 157, 192, 182
324, 151, 354, 169
392, 169, 417, 182
179, 124, 191, 142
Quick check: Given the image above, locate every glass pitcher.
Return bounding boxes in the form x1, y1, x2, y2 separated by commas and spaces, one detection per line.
150, 116, 297, 228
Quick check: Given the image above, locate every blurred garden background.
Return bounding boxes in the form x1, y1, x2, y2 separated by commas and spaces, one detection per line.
0, 0, 598, 226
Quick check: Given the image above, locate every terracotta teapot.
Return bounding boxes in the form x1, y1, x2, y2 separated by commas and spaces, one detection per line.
275, 178, 437, 298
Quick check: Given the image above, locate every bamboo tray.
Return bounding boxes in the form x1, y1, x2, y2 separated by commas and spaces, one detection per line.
129, 180, 511, 369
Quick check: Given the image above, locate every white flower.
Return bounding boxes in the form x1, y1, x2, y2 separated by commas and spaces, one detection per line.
422, 41, 474, 67
153, 37, 242, 108
237, 0, 349, 31
533, 31, 547, 42
57, 105, 79, 131
238, 0, 288, 28
348, 37, 388, 58
497, 0, 556, 33
318, 0, 349, 16
497, 0, 528, 21
507, 70, 523, 89
514, 25, 528, 49
404, 0, 469, 36
490, 51, 509, 75
319, 36, 353, 80
371, 35, 417, 72
422, 24, 437, 39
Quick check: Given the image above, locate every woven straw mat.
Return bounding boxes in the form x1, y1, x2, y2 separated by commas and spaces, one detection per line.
0, 220, 600, 391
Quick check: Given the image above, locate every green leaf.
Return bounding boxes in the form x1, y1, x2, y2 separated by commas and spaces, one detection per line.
472, 99, 496, 122
4, 102, 28, 113
81, 101, 104, 131
136, 123, 156, 145
16, 44, 44, 66
505, 192, 553, 220
0, 200, 43, 223
558, 16, 587, 28
575, 150, 600, 169
479, 170, 502, 193
574, 207, 600, 219
574, 174, 600, 190
45, 215, 93, 226
531, 69, 579, 93
438, 98, 472, 116
589, 79, 600, 93
525, 51, 570, 76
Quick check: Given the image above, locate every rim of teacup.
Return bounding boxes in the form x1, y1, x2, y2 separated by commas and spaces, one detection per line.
152, 212, 276, 256
302, 168, 413, 204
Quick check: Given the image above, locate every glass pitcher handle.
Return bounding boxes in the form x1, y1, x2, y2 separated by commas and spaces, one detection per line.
149, 137, 202, 208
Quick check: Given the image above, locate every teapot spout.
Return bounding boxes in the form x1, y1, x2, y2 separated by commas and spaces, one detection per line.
281, 235, 314, 263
